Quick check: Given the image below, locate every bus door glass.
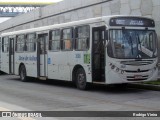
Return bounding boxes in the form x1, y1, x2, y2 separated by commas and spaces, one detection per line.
92, 26, 106, 82
1, 37, 9, 73
0, 37, 2, 71
37, 33, 48, 77
9, 38, 14, 74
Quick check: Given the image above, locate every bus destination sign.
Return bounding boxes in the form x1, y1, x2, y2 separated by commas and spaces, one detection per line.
109, 17, 155, 27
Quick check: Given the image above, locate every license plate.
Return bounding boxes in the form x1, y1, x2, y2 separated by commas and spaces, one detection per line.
134, 75, 142, 79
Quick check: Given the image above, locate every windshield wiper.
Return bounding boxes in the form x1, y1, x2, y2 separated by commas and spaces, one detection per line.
137, 34, 142, 51
135, 33, 143, 59
129, 35, 134, 55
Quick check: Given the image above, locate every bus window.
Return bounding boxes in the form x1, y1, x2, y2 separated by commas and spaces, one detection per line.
75, 25, 90, 50
49, 29, 60, 51
26, 33, 36, 52
2, 37, 9, 53
16, 35, 25, 52
61, 28, 73, 50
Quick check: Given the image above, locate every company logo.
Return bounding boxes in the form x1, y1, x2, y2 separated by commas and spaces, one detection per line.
2, 112, 11, 117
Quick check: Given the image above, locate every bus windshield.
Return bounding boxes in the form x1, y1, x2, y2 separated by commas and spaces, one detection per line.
108, 29, 157, 59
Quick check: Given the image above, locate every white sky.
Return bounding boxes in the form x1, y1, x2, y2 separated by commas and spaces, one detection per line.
0, 0, 63, 23
0, 0, 62, 3
0, 18, 11, 23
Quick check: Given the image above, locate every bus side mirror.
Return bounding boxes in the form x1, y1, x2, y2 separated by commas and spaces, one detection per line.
105, 30, 109, 48
105, 30, 108, 41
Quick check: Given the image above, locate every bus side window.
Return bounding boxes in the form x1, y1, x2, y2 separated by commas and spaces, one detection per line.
16, 34, 25, 52
26, 33, 36, 52
2, 37, 9, 53
75, 25, 90, 50
61, 28, 73, 50
49, 29, 60, 51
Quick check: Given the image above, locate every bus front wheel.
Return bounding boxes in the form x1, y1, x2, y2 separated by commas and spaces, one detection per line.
76, 68, 87, 90
20, 65, 27, 82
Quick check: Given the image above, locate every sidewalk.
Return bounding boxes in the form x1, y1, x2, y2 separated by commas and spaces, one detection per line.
128, 73, 160, 91
128, 83, 160, 91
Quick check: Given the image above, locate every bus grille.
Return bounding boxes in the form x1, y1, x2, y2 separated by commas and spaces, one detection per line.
125, 70, 149, 73
121, 60, 154, 66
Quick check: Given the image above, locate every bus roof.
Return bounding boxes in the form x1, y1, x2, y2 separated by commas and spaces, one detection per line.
1, 15, 155, 37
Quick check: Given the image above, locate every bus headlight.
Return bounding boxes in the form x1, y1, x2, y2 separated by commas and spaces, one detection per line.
109, 62, 125, 74
116, 68, 119, 72
121, 70, 124, 74
111, 65, 115, 69
109, 63, 115, 70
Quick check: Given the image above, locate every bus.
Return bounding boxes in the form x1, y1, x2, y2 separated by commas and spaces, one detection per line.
0, 15, 158, 90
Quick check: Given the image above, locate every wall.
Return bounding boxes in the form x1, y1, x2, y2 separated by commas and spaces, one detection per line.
0, 0, 160, 33
0, 0, 160, 58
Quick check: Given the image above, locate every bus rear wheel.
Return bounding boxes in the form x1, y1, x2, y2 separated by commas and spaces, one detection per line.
76, 68, 87, 90
20, 65, 27, 82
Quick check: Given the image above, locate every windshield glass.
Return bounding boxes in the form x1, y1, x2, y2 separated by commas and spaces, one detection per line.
108, 29, 157, 59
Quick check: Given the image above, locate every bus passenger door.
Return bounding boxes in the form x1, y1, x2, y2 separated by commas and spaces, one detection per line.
37, 34, 48, 77
1, 37, 9, 74
9, 38, 15, 74
92, 26, 106, 82
0, 38, 1, 71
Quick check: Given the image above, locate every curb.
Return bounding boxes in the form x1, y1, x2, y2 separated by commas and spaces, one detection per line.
128, 83, 160, 91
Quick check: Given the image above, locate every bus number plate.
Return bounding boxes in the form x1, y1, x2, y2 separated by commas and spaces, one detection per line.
134, 75, 142, 79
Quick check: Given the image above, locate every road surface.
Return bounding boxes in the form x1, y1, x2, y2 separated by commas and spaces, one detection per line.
0, 74, 160, 120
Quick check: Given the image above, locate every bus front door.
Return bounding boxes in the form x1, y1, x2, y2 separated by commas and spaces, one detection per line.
92, 26, 105, 82
9, 38, 14, 74
37, 34, 48, 77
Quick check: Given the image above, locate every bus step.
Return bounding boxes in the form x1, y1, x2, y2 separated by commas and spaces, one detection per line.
39, 77, 47, 80
93, 81, 106, 84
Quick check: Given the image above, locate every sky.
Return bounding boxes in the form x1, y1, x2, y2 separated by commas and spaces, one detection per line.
0, 0, 63, 23
0, 0, 62, 3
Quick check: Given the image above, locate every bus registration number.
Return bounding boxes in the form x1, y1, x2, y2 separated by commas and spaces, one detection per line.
134, 75, 142, 79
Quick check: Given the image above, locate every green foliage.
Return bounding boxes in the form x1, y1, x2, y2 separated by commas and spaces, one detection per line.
144, 80, 160, 85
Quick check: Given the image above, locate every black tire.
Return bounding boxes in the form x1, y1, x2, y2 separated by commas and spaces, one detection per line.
20, 65, 27, 82
76, 68, 87, 90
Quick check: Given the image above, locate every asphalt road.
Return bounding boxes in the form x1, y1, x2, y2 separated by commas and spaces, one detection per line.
0, 74, 160, 120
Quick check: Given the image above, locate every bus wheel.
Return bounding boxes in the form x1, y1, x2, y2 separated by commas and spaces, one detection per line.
76, 68, 87, 90
20, 65, 27, 82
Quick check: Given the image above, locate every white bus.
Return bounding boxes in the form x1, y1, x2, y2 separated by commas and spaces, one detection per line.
0, 15, 158, 90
